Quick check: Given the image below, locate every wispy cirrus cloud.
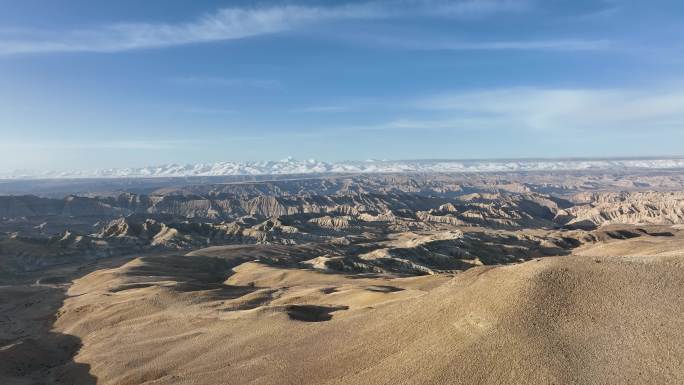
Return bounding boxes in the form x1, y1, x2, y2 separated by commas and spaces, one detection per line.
404, 87, 684, 131
368, 37, 613, 51
0, 3, 382, 55
0, 1, 551, 55
417, 0, 530, 16
327, 86, 684, 133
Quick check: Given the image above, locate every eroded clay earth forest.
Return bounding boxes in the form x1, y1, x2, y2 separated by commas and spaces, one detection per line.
2, 170, 684, 385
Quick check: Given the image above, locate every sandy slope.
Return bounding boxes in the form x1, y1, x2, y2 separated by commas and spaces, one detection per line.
0, 253, 141, 385
50, 240, 684, 385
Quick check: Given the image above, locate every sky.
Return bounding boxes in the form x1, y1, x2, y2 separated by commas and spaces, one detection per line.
0, 0, 683, 173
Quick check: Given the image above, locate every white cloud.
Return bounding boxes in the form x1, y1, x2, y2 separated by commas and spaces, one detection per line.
411, 87, 684, 131
0, 1, 546, 55
373, 38, 612, 51
376, 116, 509, 130
417, 0, 530, 16
0, 4, 382, 55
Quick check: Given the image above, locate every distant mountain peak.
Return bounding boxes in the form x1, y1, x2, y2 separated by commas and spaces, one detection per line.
3, 157, 684, 180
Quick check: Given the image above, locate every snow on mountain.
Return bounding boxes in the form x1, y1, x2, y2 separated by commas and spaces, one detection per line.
3, 158, 684, 179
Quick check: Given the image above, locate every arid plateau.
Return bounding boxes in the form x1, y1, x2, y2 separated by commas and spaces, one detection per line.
2, 169, 683, 385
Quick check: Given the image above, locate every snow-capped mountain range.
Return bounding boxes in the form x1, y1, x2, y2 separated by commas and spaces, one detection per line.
4, 157, 684, 179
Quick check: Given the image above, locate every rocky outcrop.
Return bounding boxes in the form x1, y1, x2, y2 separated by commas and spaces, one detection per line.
4, 176, 684, 278
563, 192, 684, 228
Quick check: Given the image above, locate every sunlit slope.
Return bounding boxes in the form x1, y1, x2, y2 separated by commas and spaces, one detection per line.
54, 249, 684, 385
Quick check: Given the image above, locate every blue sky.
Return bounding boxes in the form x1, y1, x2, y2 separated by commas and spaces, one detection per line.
0, 0, 683, 172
